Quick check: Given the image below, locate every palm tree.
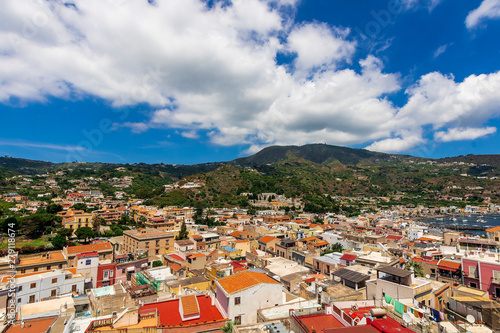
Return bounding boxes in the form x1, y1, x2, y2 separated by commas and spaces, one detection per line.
222, 320, 239, 333
405, 261, 424, 277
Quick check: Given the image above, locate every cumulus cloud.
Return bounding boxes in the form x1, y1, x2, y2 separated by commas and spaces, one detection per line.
0, 0, 498, 155
466, 0, 500, 29
365, 134, 425, 153
434, 127, 497, 142
286, 23, 356, 73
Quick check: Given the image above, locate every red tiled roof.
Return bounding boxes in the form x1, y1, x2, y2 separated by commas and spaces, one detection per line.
140, 295, 224, 326
67, 242, 112, 254
340, 254, 356, 261
180, 294, 200, 316
438, 260, 461, 270
412, 257, 438, 265
486, 226, 500, 232
168, 254, 185, 262
369, 317, 415, 333
170, 263, 183, 272
296, 314, 344, 332
258, 236, 278, 244
6, 318, 56, 333
77, 251, 98, 258
217, 271, 278, 294
386, 235, 403, 240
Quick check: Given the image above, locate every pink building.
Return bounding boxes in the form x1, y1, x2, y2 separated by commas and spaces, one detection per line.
462, 253, 500, 300
114, 254, 148, 283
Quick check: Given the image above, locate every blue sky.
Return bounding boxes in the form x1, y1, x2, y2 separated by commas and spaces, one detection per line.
1, 0, 500, 164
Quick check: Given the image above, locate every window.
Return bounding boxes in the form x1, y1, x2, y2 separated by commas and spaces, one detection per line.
469, 266, 477, 278
34, 267, 38, 272
72, 285, 77, 293
86, 259, 91, 265
103, 270, 109, 280
493, 271, 500, 283
21, 269, 26, 274
122, 268, 126, 274
18, 286, 22, 292
110, 270, 114, 278
29, 295, 35, 303
59, 264, 63, 269
17, 298, 21, 304
47, 266, 51, 270
470, 282, 478, 289
30, 283, 36, 289
52, 278, 57, 284
51, 289, 57, 297
234, 315, 242, 324
234, 297, 241, 305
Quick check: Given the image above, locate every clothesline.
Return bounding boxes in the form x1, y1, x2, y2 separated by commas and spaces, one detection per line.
383, 292, 444, 322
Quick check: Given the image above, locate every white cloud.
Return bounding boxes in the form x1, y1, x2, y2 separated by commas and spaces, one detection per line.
433, 43, 451, 58
466, 0, 500, 29
287, 23, 356, 73
434, 127, 497, 142
365, 134, 425, 153
0, 0, 498, 156
0, 140, 86, 151
401, 0, 443, 11
181, 130, 199, 139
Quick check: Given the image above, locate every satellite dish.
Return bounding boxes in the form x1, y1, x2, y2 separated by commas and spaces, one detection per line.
466, 315, 475, 324
403, 313, 412, 324
425, 274, 430, 279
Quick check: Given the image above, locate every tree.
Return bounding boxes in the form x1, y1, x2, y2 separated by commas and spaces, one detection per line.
71, 203, 88, 212
75, 227, 96, 242
51, 234, 66, 249
193, 201, 204, 225
405, 261, 424, 277
1, 216, 20, 234
222, 320, 239, 333
92, 216, 105, 235
102, 230, 114, 237
56, 228, 73, 239
175, 221, 189, 240
46, 203, 63, 214
152, 260, 163, 267
22, 213, 61, 239
331, 243, 344, 253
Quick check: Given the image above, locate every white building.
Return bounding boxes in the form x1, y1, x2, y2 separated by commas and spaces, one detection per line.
15, 270, 84, 306
76, 252, 99, 289
406, 225, 428, 240
215, 271, 282, 325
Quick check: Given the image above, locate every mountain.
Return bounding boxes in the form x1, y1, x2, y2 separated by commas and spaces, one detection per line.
231, 143, 413, 166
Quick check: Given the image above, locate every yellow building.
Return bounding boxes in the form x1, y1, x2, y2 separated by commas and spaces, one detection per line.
58, 208, 93, 235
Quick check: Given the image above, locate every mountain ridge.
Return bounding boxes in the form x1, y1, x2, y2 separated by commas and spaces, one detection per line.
1, 144, 500, 176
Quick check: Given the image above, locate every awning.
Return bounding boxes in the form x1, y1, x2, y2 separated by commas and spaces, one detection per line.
438, 266, 458, 272
127, 266, 136, 272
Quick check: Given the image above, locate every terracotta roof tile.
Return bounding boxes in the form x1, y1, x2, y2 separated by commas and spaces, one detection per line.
258, 236, 278, 244
180, 294, 200, 316
217, 271, 278, 294
67, 242, 112, 254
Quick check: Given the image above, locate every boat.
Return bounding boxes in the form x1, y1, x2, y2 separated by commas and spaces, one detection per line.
477, 219, 487, 223
463, 219, 468, 222
452, 217, 457, 221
